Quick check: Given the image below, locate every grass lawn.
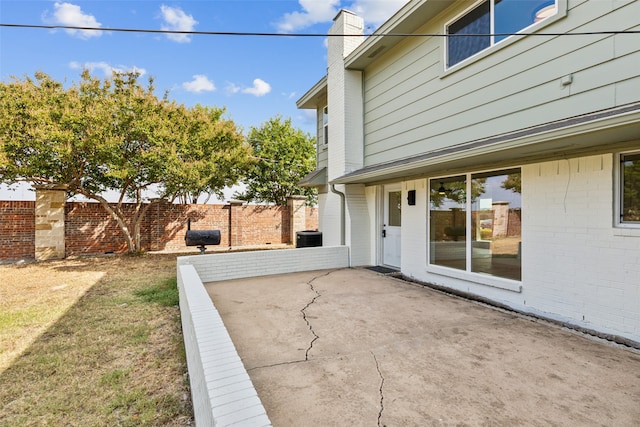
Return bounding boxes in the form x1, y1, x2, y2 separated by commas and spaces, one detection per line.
0, 254, 193, 426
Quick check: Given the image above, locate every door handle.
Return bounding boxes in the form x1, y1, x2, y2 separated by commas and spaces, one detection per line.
382, 229, 386, 238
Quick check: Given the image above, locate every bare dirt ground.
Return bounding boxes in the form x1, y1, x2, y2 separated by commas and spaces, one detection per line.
206, 268, 640, 427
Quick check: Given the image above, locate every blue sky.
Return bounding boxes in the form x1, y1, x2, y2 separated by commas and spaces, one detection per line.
0, 0, 409, 200
0, 0, 409, 134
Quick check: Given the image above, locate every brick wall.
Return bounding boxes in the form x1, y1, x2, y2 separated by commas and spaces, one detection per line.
148, 202, 229, 251
430, 209, 521, 241
0, 201, 35, 260
0, 201, 318, 260
65, 202, 133, 255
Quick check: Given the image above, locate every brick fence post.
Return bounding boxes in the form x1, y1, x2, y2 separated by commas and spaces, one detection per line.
492, 201, 510, 238
34, 185, 67, 260
288, 196, 308, 244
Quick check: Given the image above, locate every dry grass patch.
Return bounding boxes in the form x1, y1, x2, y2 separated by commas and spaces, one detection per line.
0, 254, 192, 426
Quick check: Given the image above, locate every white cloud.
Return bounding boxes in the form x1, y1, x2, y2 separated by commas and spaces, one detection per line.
275, 0, 409, 33
45, 2, 102, 39
160, 5, 197, 43
182, 75, 216, 93
69, 61, 146, 77
225, 82, 241, 95
241, 79, 271, 97
349, 0, 410, 30
225, 79, 272, 97
275, 0, 340, 33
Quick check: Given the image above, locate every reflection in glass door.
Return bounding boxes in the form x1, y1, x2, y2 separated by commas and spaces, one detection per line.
429, 176, 467, 270
428, 169, 522, 281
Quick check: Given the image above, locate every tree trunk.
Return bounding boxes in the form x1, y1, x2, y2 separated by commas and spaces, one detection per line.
76, 189, 140, 253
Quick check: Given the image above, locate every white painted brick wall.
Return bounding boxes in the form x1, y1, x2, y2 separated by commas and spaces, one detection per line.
327, 10, 364, 182
401, 180, 428, 279
178, 264, 271, 427
178, 246, 349, 283
319, 192, 342, 247
345, 184, 373, 266
523, 154, 640, 339
365, 186, 380, 264
177, 247, 350, 424
403, 154, 639, 344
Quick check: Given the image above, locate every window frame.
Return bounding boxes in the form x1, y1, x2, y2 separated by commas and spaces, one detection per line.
615, 150, 640, 229
444, 0, 562, 71
427, 167, 523, 292
322, 105, 329, 146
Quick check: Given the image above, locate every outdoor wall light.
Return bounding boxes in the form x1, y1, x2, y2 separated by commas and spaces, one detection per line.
407, 190, 416, 205
438, 182, 447, 195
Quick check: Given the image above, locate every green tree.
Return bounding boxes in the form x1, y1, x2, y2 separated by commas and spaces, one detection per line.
161, 104, 249, 204
429, 178, 486, 208
234, 116, 317, 206
502, 173, 521, 193
0, 71, 250, 252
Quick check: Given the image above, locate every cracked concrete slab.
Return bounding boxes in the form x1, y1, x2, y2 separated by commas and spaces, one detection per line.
205, 268, 640, 426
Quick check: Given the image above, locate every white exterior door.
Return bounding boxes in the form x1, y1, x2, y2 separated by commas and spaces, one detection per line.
383, 186, 402, 268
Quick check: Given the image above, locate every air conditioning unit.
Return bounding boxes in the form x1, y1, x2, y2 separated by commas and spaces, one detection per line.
296, 230, 322, 248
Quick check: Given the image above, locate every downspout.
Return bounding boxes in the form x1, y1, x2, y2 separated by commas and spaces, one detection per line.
330, 184, 346, 246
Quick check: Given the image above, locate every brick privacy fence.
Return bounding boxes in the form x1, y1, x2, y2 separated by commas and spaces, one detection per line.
0, 201, 35, 260
430, 208, 521, 241
1, 200, 317, 260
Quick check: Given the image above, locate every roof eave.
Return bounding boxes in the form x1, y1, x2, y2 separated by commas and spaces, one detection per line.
298, 167, 328, 188
296, 75, 328, 110
345, 0, 455, 70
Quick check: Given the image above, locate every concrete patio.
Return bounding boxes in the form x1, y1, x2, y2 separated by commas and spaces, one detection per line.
204, 267, 640, 426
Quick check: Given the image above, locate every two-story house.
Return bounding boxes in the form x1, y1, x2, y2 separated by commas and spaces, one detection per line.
297, 0, 640, 345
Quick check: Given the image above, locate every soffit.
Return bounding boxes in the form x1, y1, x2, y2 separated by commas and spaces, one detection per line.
296, 76, 327, 110
345, 0, 455, 70
299, 167, 327, 188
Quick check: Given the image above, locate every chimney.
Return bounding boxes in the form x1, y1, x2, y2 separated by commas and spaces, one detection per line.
327, 10, 365, 181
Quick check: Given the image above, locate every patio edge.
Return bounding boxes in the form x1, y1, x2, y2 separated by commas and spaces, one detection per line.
177, 246, 349, 426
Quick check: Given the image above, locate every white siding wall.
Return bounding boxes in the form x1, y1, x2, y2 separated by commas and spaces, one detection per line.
362, 0, 640, 166
386, 153, 640, 343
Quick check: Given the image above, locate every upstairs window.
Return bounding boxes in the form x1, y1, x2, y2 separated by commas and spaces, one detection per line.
322, 105, 329, 146
446, 0, 557, 68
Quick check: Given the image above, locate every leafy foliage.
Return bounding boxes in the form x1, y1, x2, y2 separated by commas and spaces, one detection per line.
501, 173, 522, 193
429, 178, 486, 208
234, 116, 317, 206
0, 71, 250, 252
